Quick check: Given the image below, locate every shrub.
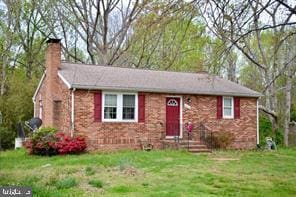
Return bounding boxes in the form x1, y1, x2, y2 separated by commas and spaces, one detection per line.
259, 115, 273, 146
274, 128, 284, 146
24, 127, 86, 156
38, 127, 58, 133
207, 131, 234, 149
24, 127, 58, 156
54, 132, 87, 155
291, 105, 296, 122
0, 126, 16, 150
55, 177, 77, 189
88, 179, 103, 188
259, 115, 283, 146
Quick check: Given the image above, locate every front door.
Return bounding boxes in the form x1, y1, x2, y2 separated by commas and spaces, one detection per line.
166, 97, 180, 137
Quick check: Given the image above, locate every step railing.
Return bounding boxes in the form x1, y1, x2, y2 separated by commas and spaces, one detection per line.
199, 123, 213, 151
164, 122, 213, 151
158, 122, 213, 151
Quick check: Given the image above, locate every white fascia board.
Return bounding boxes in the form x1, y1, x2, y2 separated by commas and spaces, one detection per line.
32, 71, 46, 102
58, 72, 72, 89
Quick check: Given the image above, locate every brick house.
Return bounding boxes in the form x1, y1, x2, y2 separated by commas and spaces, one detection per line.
33, 39, 261, 151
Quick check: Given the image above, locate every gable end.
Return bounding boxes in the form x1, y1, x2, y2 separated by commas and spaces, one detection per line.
32, 72, 46, 102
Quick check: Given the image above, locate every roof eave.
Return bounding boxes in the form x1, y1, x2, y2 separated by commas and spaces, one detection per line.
32, 71, 46, 102
70, 84, 261, 98
58, 72, 72, 89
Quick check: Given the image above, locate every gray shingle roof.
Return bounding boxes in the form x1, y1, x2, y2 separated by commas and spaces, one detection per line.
58, 63, 261, 97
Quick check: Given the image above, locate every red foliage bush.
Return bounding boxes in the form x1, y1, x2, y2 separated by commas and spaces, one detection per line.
24, 128, 86, 156
54, 132, 87, 155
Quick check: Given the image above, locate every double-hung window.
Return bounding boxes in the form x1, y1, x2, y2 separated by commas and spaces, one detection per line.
223, 97, 234, 119
103, 92, 137, 122
122, 95, 136, 120
104, 94, 117, 119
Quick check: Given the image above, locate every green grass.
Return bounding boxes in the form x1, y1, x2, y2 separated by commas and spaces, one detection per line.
88, 179, 103, 188
55, 177, 77, 189
0, 148, 296, 196
85, 166, 95, 176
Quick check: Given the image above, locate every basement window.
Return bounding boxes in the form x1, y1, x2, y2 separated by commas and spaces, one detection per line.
103, 92, 138, 122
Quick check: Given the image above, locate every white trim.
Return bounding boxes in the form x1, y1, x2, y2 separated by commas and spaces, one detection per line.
57, 72, 71, 89
102, 91, 138, 122
32, 71, 46, 102
33, 100, 36, 117
39, 102, 43, 119
256, 99, 259, 145
222, 96, 234, 119
71, 88, 76, 137
72, 85, 261, 98
165, 95, 183, 139
39, 95, 43, 120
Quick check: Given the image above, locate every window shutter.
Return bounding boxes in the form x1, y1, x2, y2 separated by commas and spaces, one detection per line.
234, 97, 240, 119
138, 93, 145, 122
217, 96, 222, 119
94, 91, 102, 122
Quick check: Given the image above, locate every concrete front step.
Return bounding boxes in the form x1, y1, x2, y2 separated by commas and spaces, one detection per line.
162, 139, 211, 153
179, 141, 202, 145
180, 144, 207, 148
179, 141, 211, 153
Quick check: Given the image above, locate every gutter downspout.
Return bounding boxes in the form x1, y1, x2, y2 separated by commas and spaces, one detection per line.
71, 88, 76, 137
33, 98, 36, 117
256, 99, 259, 145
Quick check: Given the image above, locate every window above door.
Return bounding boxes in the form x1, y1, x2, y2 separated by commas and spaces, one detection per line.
167, 99, 178, 106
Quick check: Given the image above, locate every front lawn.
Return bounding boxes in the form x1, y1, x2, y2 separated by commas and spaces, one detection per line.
0, 148, 295, 196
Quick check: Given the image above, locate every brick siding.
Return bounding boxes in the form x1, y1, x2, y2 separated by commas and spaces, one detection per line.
73, 91, 257, 151
34, 41, 257, 151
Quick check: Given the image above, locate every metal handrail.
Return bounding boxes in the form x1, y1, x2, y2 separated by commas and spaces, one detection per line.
199, 123, 213, 150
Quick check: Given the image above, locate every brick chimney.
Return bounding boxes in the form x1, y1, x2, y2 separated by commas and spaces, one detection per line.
45, 38, 61, 99
44, 38, 62, 127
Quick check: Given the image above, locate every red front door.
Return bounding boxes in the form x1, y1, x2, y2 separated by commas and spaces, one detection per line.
166, 97, 180, 137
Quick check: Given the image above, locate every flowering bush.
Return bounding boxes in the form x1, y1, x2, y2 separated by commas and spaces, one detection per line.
24, 127, 58, 156
54, 132, 87, 155
24, 127, 86, 156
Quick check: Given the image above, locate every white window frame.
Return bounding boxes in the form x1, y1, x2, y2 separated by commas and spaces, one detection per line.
222, 96, 234, 119
102, 92, 138, 122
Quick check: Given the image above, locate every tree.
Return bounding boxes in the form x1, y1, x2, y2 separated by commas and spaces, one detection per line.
0, 0, 18, 96
0, 70, 37, 149
38, 0, 147, 65
195, 0, 296, 145
127, 1, 209, 71
3, 0, 48, 79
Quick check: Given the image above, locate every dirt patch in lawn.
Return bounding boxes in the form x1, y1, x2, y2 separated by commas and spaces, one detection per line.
122, 166, 140, 176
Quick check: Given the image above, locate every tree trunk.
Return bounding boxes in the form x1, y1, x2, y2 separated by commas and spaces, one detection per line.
284, 60, 293, 147
1, 58, 6, 96
227, 54, 236, 82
